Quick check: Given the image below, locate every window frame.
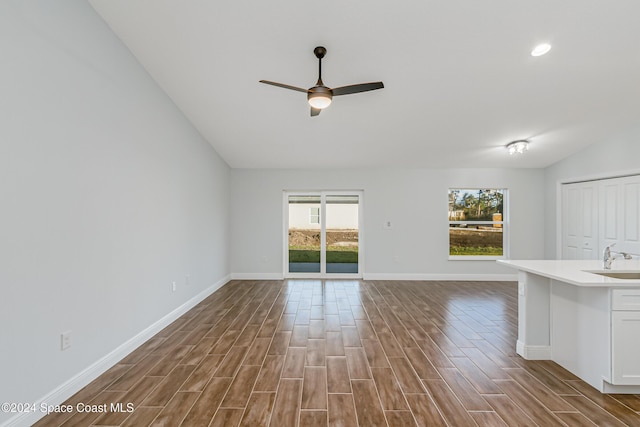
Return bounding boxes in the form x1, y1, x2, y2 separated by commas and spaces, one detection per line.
309, 207, 320, 224
448, 188, 509, 261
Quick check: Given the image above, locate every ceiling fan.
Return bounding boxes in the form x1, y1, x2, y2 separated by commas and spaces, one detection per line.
259, 46, 384, 116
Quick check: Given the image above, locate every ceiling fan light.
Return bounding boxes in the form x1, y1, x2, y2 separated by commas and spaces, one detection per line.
308, 95, 332, 109
507, 140, 529, 155
308, 86, 333, 109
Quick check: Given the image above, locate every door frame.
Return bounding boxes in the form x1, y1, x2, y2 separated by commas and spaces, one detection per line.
283, 190, 364, 279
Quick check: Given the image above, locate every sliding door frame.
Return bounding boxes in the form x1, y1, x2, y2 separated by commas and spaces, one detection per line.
283, 190, 364, 279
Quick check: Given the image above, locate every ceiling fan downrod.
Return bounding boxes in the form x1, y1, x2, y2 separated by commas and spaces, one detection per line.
314, 46, 327, 86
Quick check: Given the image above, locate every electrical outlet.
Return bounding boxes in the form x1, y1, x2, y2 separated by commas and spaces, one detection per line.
172, 281, 177, 292
61, 331, 72, 350
383, 220, 393, 229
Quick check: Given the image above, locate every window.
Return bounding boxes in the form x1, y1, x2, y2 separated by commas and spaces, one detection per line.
309, 207, 320, 224
448, 188, 507, 259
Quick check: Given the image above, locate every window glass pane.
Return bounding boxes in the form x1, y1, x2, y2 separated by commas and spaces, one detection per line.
289, 195, 321, 204
309, 207, 320, 224
448, 189, 505, 257
448, 189, 503, 221
326, 195, 359, 204
449, 226, 503, 256
326, 195, 359, 274
289, 195, 320, 272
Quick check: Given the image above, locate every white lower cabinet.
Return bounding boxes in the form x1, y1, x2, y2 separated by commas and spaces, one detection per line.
612, 311, 640, 384
611, 289, 640, 385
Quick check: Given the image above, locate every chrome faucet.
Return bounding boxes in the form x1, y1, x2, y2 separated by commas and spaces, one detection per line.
603, 243, 632, 269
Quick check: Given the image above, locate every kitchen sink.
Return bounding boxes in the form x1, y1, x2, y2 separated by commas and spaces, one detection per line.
586, 271, 640, 280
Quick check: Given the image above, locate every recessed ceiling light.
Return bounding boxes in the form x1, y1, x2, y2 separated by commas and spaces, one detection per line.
531, 43, 551, 57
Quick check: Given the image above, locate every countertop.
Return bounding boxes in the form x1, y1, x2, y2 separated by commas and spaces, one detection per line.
497, 259, 640, 287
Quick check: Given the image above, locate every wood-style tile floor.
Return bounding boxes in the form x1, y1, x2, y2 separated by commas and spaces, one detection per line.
35, 280, 640, 426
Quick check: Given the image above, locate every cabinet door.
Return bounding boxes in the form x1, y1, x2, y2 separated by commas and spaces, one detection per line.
612, 311, 640, 385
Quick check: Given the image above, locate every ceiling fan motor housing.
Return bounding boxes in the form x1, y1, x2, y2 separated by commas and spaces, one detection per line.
308, 85, 333, 106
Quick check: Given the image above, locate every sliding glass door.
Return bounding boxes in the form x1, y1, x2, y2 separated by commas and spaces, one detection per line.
287, 195, 322, 273
326, 195, 359, 273
285, 191, 362, 278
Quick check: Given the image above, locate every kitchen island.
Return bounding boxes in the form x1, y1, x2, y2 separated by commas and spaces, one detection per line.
498, 259, 640, 393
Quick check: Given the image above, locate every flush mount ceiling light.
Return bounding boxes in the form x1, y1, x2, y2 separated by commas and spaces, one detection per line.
531, 43, 552, 57
507, 140, 530, 155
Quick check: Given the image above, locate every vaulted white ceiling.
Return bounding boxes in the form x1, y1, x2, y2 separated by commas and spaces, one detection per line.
89, 0, 640, 169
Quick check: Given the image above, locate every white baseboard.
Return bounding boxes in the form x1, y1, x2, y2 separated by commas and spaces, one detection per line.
228, 273, 517, 282
363, 273, 518, 281
225, 273, 520, 286
230, 273, 284, 280
3, 275, 230, 427
602, 380, 640, 394
516, 340, 552, 360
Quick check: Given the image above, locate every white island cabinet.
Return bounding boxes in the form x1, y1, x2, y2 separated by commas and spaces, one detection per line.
498, 259, 640, 393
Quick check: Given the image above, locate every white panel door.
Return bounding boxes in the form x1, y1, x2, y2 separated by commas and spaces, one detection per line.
563, 185, 580, 259
562, 182, 598, 259
599, 175, 640, 256
621, 177, 640, 255
562, 175, 640, 261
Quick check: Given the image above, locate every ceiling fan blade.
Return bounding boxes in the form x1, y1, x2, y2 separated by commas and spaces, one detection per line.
259, 80, 308, 93
332, 82, 384, 96
310, 107, 321, 117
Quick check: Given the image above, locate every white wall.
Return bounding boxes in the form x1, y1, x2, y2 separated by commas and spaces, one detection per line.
544, 135, 640, 259
0, 2, 230, 424
230, 168, 544, 279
